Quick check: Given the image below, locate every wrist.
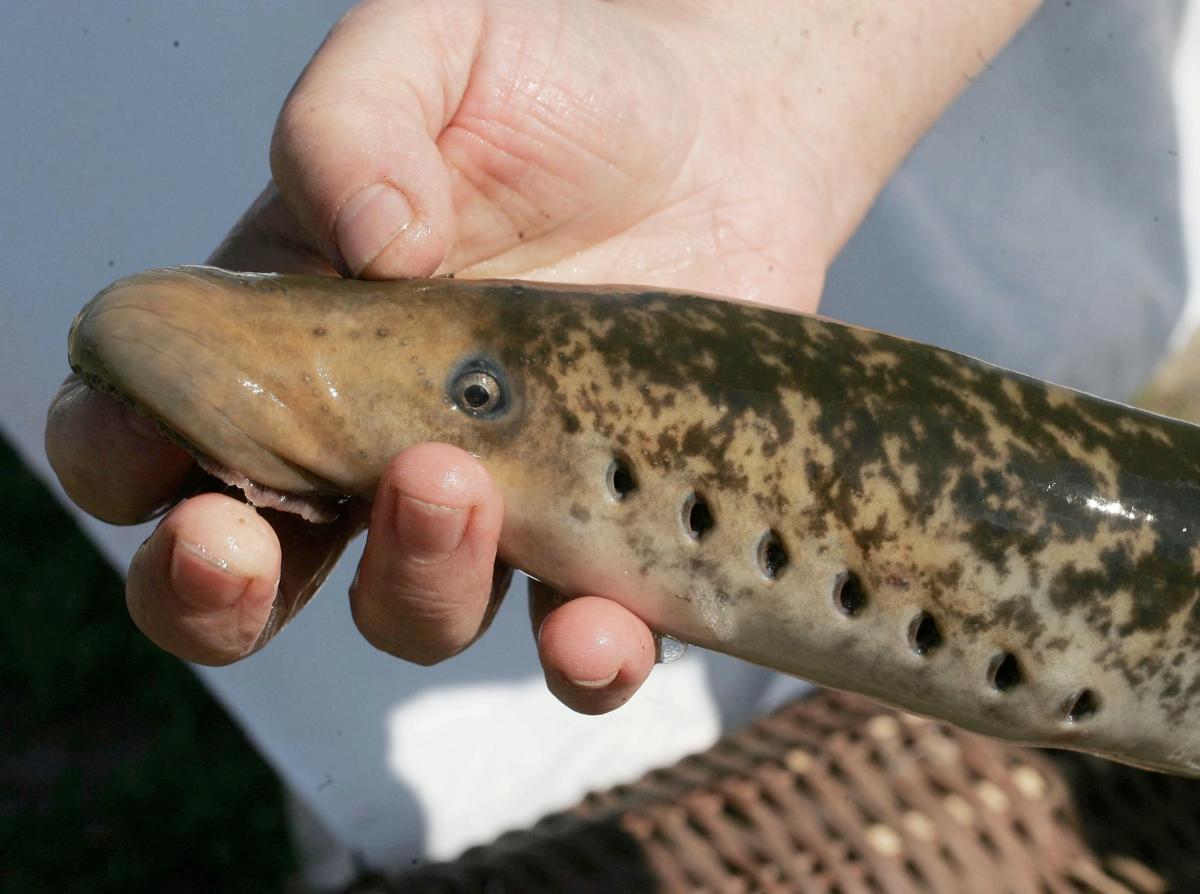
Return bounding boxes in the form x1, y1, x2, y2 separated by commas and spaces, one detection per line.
653, 1, 1042, 267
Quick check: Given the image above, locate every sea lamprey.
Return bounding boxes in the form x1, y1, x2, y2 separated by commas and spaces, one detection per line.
67, 266, 1200, 776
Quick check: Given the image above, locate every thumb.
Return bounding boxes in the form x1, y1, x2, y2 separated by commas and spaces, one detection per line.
269, 1, 482, 279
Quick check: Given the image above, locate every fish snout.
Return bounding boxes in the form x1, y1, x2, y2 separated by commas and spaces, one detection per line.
69, 267, 344, 499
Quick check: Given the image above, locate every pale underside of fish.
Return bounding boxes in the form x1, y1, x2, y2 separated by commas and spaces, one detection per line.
66, 266, 1200, 776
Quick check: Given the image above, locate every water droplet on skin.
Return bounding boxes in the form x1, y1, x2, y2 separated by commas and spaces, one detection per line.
655, 634, 688, 664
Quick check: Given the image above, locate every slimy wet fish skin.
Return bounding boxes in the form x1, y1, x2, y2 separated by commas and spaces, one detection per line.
67, 266, 1200, 776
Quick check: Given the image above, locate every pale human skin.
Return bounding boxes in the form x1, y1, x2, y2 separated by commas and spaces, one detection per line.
45, 0, 1041, 714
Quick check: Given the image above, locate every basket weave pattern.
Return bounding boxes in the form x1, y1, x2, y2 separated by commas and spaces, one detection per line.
371, 691, 1197, 893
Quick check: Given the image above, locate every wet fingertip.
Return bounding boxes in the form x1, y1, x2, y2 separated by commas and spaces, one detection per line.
546, 667, 639, 716
379, 447, 503, 574
175, 496, 280, 568
537, 603, 653, 713
157, 496, 281, 616
383, 444, 495, 505
334, 182, 414, 277
355, 215, 450, 281
123, 501, 285, 666
568, 669, 620, 690
168, 537, 254, 611
393, 492, 470, 562
351, 482, 500, 666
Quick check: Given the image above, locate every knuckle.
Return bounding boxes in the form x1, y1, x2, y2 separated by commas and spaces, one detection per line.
349, 577, 460, 665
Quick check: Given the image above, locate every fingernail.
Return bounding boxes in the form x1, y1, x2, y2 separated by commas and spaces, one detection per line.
335, 182, 413, 276
394, 493, 469, 562
568, 669, 619, 690
169, 538, 252, 610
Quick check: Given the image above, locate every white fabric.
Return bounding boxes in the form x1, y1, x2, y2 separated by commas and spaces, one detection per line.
2, 2, 1197, 886
824, 0, 1192, 397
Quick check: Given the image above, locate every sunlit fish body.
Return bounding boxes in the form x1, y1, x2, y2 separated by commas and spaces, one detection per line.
68, 266, 1200, 775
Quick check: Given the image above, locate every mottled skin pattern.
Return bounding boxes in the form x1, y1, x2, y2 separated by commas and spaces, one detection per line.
69, 267, 1200, 775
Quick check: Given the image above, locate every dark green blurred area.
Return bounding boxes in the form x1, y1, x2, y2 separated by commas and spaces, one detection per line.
0, 434, 295, 892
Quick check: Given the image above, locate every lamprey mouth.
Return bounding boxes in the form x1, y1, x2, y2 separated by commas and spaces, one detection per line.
76, 369, 351, 524
192, 452, 348, 524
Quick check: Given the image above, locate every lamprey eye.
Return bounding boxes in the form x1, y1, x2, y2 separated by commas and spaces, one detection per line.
447, 357, 509, 419
457, 371, 500, 411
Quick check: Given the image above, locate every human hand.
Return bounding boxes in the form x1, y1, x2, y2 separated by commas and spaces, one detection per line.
46, 0, 1037, 711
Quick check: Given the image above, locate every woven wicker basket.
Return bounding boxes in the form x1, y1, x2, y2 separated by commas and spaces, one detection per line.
357, 690, 1199, 893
